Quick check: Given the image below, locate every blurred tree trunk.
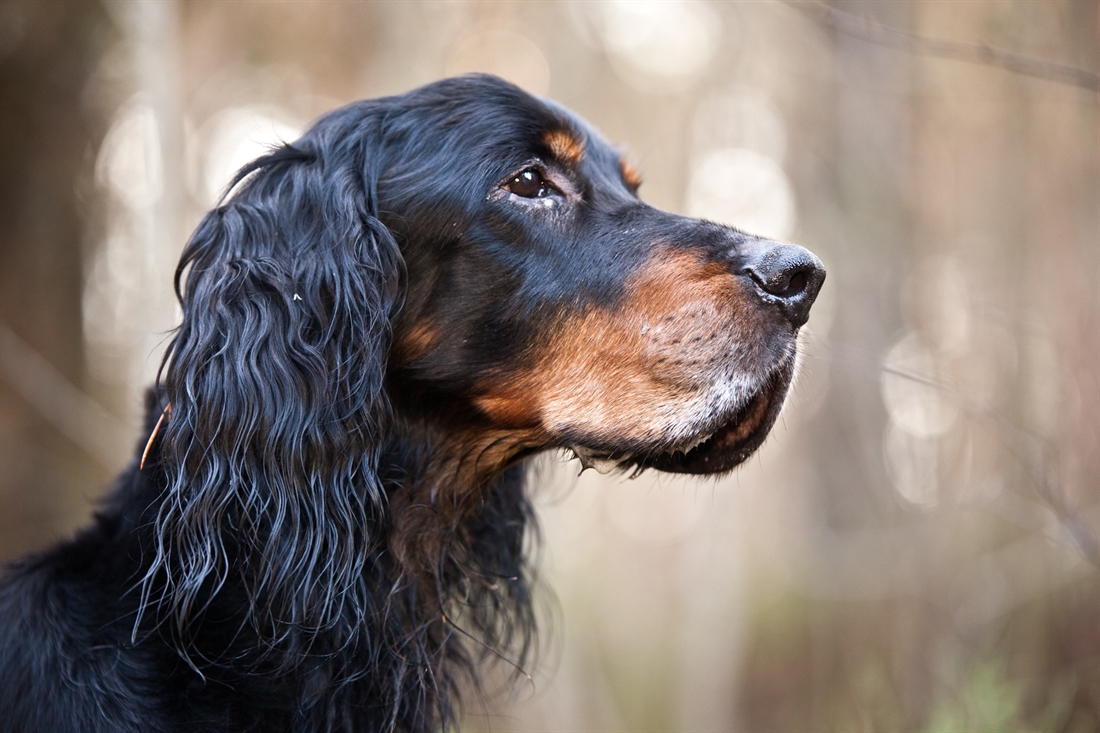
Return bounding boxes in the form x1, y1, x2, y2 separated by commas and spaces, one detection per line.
0, 1, 114, 559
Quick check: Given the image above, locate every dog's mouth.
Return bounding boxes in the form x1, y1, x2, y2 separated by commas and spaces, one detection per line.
569, 357, 795, 476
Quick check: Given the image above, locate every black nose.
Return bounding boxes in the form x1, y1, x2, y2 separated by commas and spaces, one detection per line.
739, 243, 826, 328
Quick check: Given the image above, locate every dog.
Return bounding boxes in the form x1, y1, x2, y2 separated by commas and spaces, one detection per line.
0, 74, 824, 732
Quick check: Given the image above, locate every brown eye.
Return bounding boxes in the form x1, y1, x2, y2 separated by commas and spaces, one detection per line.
504, 169, 551, 198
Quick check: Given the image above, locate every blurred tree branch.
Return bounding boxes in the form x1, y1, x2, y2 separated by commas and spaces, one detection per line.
882, 365, 1100, 569
0, 325, 130, 470
784, 0, 1100, 92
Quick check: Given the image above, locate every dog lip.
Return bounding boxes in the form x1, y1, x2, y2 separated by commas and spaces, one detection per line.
570, 426, 719, 474
638, 357, 795, 475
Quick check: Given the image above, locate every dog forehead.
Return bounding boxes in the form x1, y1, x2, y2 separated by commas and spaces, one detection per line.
428, 79, 608, 158
471, 99, 603, 170
367, 76, 626, 186
411, 76, 567, 135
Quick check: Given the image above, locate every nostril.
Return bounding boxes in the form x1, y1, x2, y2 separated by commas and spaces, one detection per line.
780, 268, 808, 298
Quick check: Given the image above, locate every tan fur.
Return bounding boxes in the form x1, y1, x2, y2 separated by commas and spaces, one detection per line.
392, 319, 440, 364
542, 129, 585, 165
474, 248, 764, 443
619, 159, 642, 189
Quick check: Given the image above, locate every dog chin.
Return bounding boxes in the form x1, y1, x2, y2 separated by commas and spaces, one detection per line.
569, 356, 796, 476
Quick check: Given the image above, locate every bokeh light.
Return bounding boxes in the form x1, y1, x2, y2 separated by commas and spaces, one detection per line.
445, 28, 550, 96
687, 147, 797, 241
192, 105, 303, 206
95, 96, 163, 211
575, 0, 722, 91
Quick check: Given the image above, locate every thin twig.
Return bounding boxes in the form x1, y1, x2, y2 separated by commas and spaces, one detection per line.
784, 0, 1100, 92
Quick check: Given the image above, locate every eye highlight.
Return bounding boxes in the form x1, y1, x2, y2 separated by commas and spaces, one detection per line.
503, 169, 554, 198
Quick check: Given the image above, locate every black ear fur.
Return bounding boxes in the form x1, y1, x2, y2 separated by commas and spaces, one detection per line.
139, 109, 403, 655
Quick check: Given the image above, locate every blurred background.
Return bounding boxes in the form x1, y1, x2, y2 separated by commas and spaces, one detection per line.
1, 1, 1097, 730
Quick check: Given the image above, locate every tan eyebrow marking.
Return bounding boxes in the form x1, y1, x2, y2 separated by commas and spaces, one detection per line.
619, 159, 643, 190
542, 129, 585, 166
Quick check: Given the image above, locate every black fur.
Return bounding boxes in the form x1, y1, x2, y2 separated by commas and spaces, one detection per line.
0, 74, 823, 732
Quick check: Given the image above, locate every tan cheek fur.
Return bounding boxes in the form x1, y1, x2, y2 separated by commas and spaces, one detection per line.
475, 249, 759, 441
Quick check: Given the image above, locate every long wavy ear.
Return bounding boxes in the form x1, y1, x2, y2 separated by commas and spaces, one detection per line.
139, 108, 403, 653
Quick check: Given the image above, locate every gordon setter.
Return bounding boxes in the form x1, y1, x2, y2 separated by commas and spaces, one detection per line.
0, 75, 824, 732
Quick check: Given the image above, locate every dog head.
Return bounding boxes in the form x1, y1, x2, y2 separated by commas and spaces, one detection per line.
375, 75, 825, 477
150, 74, 823, 648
